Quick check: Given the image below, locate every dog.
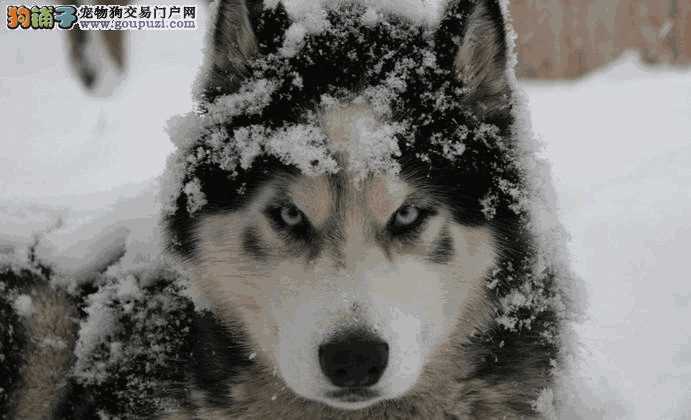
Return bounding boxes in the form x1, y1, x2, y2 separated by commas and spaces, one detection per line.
1, 0, 569, 418
159, 0, 566, 418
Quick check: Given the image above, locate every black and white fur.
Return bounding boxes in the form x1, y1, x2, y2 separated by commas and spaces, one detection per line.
162, 0, 562, 419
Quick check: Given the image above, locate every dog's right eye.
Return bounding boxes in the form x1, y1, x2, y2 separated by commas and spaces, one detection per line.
280, 205, 303, 226
266, 204, 312, 238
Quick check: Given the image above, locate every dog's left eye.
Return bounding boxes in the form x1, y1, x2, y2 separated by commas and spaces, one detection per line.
388, 205, 435, 237
394, 205, 420, 226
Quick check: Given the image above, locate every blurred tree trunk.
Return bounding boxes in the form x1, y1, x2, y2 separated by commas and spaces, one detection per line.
511, 0, 691, 79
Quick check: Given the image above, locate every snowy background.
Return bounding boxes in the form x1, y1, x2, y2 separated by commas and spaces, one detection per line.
1, 3, 690, 418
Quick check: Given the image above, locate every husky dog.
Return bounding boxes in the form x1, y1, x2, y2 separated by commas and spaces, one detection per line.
160, 0, 565, 419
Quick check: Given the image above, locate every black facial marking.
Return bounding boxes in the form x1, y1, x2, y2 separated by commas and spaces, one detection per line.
190, 311, 255, 408
304, 236, 324, 262
428, 228, 455, 265
241, 227, 267, 259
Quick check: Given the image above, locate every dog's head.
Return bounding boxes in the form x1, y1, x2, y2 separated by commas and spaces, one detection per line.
168, 0, 518, 410
192, 143, 498, 410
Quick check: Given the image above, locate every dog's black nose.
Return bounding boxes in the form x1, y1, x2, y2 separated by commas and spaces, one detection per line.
319, 334, 389, 388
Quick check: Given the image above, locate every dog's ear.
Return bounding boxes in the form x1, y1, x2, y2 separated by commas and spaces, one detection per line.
203, 0, 266, 100
436, 0, 511, 117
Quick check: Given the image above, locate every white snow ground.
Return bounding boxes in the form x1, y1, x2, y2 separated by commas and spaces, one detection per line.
1, 7, 690, 418
526, 55, 691, 420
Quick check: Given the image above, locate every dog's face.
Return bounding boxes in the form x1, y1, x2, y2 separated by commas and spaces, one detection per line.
191, 104, 496, 409
176, 0, 513, 411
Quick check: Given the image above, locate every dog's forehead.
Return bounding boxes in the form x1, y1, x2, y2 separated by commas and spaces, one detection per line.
287, 173, 411, 226
278, 101, 411, 224
320, 102, 375, 150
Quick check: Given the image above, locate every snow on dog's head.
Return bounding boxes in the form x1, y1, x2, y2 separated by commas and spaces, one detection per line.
162, 0, 563, 411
